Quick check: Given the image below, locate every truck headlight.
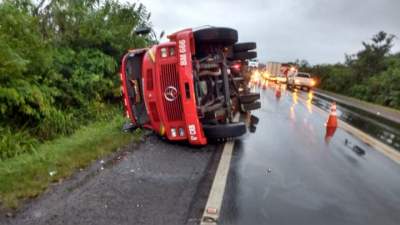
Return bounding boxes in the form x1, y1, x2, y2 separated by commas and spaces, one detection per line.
161, 48, 168, 58
171, 128, 177, 137
179, 128, 185, 136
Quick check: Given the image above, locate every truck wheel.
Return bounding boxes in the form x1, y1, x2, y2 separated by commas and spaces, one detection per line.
193, 27, 238, 46
203, 122, 246, 139
231, 51, 257, 60
241, 101, 261, 111
239, 93, 260, 104
233, 42, 257, 52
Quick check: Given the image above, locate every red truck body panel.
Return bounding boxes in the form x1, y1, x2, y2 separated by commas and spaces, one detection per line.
120, 29, 207, 145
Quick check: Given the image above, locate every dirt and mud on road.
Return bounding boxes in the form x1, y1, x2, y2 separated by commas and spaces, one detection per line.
1, 135, 221, 225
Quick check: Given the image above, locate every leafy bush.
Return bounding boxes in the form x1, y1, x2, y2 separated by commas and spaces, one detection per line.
0, 0, 152, 160
365, 57, 400, 107
34, 109, 77, 140
0, 127, 38, 160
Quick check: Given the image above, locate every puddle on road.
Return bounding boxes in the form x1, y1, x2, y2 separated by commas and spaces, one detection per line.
310, 96, 400, 152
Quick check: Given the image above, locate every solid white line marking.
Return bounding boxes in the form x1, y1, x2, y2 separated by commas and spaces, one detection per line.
200, 114, 240, 225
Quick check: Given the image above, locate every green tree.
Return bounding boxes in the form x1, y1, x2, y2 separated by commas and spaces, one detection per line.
345, 31, 395, 82
305, 31, 400, 110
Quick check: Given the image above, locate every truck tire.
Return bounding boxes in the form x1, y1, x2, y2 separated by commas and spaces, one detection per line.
241, 101, 261, 111
203, 122, 246, 139
239, 93, 260, 104
193, 27, 238, 46
233, 42, 256, 52
232, 51, 257, 60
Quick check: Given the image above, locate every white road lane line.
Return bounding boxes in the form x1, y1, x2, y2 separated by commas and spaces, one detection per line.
200, 113, 240, 225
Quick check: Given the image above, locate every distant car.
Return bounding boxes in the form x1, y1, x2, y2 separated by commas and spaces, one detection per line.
287, 72, 316, 91
268, 74, 277, 82
276, 75, 287, 83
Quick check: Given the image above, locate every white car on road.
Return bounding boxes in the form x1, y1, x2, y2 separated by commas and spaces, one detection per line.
287, 72, 316, 91
276, 75, 287, 83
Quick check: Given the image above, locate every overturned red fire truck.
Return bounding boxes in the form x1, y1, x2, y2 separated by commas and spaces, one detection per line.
120, 26, 260, 145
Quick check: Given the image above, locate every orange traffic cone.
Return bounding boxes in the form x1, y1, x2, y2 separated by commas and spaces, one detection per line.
262, 80, 267, 89
325, 126, 337, 143
326, 102, 338, 128
275, 84, 281, 98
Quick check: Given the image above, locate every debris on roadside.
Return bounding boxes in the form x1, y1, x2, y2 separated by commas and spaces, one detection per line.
352, 145, 366, 155
344, 139, 366, 156
49, 171, 57, 176
122, 122, 136, 132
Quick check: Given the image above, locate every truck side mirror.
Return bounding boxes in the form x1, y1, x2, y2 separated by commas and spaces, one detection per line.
134, 27, 151, 35
159, 31, 165, 39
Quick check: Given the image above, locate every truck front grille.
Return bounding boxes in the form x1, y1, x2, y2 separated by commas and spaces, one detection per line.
160, 64, 183, 121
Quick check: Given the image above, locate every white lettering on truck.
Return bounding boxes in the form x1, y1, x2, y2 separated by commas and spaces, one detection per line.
178, 39, 187, 66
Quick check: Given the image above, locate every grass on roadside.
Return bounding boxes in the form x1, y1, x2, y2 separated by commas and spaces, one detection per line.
0, 114, 135, 209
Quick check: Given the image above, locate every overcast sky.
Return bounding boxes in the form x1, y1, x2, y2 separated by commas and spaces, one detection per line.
135, 0, 400, 65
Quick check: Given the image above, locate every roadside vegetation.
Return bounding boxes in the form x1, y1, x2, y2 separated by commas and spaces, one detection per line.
297, 31, 400, 110
0, 0, 151, 158
0, 112, 135, 209
0, 0, 151, 209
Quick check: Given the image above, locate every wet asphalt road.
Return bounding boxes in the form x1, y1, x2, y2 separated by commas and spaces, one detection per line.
2, 136, 218, 225
220, 84, 400, 225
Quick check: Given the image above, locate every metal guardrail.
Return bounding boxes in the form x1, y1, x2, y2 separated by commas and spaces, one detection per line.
314, 89, 400, 125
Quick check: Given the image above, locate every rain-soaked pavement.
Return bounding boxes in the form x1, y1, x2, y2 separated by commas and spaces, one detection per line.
220, 83, 400, 225
310, 91, 400, 151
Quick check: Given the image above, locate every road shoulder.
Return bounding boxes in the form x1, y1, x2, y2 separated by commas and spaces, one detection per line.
1, 135, 219, 225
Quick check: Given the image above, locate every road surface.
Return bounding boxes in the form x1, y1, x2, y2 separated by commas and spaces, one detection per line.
220, 83, 400, 225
